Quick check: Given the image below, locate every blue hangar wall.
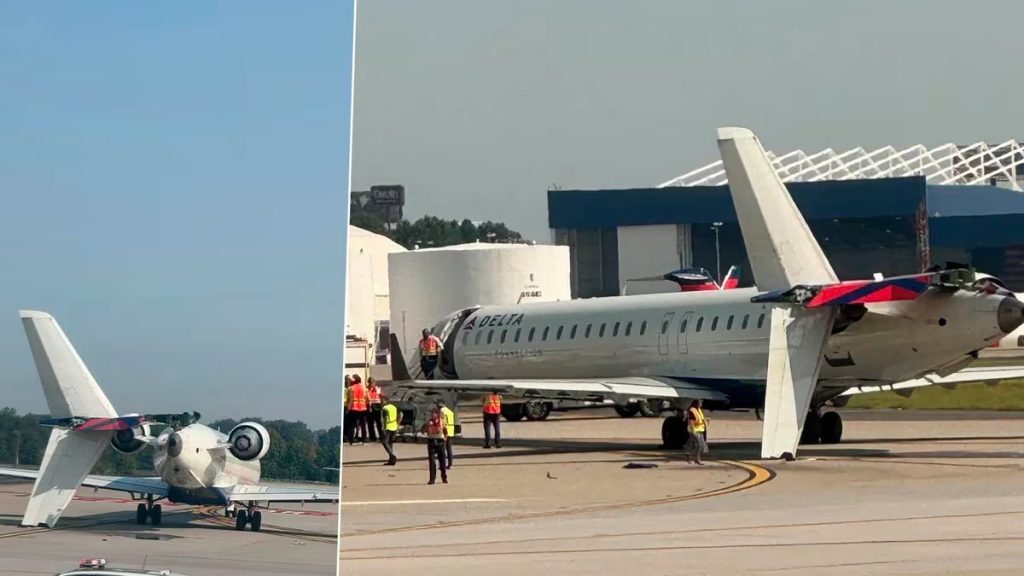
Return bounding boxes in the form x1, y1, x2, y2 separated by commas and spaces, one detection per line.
547, 177, 1024, 297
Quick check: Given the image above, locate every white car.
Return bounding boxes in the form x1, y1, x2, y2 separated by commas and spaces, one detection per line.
57, 559, 188, 576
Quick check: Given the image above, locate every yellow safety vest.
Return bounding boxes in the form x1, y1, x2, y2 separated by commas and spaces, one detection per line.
689, 407, 706, 433
440, 406, 455, 437
382, 404, 399, 432
343, 387, 350, 406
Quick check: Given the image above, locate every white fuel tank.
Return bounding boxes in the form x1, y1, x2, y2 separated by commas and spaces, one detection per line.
388, 242, 571, 360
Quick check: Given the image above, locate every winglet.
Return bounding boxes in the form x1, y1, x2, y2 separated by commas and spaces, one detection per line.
389, 333, 412, 381
716, 127, 838, 292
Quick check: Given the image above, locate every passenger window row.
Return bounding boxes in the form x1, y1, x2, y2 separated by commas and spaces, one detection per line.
462, 312, 767, 346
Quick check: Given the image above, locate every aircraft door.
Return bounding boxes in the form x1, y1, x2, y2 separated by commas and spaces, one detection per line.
438, 307, 479, 379
658, 312, 675, 355
676, 311, 693, 355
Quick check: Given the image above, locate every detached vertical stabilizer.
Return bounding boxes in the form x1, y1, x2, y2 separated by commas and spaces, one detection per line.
715, 129, 837, 459
17, 311, 115, 527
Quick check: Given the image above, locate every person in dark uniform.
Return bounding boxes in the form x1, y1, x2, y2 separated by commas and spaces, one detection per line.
421, 404, 449, 484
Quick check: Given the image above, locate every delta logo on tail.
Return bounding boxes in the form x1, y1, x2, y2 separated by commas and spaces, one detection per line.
663, 265, 740, 292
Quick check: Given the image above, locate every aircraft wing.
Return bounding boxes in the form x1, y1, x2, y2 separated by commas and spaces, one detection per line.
0, 466, 169, 497
224, 484, 338, 504
390, 376, 730, 404
838, 365, 1024, 397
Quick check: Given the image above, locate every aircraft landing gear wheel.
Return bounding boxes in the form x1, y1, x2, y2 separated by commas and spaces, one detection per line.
149, 504, 162, 526
661, 415, 689, 449
136, 503, 148, 525
523, 401, 551, 421
820, 411, 843, 444
800, 411, 822, 445
639, 399, 660, 418
501, 404, 525, 422
615, 403, 641, 418
250, 511, 262, 532
235, 509, 248, 531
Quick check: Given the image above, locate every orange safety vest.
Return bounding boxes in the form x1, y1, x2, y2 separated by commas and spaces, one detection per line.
349, 383, 368, 411
483, 394, 502, 415
426, 414, 445, 438
368, 385, 381, 405
420, 335, 441, 356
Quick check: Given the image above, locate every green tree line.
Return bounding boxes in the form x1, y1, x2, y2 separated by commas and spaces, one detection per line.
352, 212, 524, 249
0, 407, 340, 483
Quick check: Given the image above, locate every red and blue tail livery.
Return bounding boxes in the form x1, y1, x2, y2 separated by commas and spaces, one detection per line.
751, 270, 973, 308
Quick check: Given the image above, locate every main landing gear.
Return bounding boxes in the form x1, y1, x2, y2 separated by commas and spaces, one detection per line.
659, 408, 844, 450
135, 495, 162, 526
232, 502, 263, 532
801, 409, 843, 445
660, 413, 690, 449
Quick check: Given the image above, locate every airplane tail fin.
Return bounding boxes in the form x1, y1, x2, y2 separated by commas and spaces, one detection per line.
716, 128, 838, 292
18, 311, 115, 527
20, 310, 117, 419
720, 265, 740, 289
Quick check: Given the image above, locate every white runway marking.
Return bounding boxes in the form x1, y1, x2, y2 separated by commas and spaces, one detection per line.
341, 498, 506, 506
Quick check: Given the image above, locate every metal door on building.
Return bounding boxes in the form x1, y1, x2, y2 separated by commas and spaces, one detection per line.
658, 312, 675, 355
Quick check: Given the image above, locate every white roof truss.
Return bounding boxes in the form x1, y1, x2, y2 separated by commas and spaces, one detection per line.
659, 140, 1024, 191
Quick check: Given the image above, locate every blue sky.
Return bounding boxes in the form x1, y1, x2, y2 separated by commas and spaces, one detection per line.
0, 1, 354, 429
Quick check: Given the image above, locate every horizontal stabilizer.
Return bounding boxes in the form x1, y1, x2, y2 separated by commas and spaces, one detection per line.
41, 415, 147, 431
750, 270, 975, 308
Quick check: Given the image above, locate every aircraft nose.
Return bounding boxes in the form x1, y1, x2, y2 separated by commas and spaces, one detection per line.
997, 295, 1024, 333
167, 432, 183, 458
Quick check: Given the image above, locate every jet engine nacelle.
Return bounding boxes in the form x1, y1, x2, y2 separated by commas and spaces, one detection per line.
227, 422, 270, 461
109, 423, 151, 454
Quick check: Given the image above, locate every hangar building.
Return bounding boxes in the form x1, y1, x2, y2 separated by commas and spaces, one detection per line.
549, 140, 1024, 296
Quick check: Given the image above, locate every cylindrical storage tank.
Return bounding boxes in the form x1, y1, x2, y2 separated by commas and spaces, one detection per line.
388, 243, 571, 358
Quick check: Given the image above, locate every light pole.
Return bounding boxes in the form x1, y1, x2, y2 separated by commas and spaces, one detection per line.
711, 222, 723, 284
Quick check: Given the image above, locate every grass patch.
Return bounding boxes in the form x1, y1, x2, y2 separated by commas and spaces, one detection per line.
845, 379, 1024, 410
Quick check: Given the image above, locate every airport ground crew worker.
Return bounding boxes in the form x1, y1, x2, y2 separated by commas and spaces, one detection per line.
482, 392, 502, 449
419, 328, 443, 379
439, 400, 455, 469
347, 375, 369, 445
684, 399, 708, 465
367, 377, 383, 442
343, 375, 353, 444
421, 403, 449, 484
380, 394, 399, 466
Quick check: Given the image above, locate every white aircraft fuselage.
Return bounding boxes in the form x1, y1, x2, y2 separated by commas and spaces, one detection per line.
152, 424, 261, 505
431, 286, 1019, 407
